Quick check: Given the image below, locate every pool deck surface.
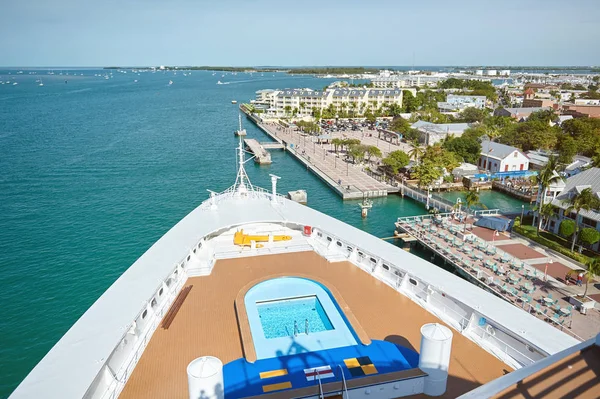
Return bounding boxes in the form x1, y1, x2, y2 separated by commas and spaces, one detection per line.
119, 251, 510, 399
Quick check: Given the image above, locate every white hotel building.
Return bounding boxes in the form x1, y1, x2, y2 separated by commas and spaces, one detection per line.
256, 88, 403, 118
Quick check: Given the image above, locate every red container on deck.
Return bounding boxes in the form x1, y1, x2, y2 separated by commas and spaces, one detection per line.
303, 225, 312, 236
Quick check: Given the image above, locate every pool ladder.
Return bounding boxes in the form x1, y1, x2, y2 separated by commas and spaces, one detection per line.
293, 319, 309, 337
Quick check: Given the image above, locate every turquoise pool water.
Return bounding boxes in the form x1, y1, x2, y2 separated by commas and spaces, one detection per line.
245, 277, 357, 359
257, 295, 333, 339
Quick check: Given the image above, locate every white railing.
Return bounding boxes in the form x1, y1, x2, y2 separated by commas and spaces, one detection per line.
96, 270, 188, 399
469, 323, 537, 368
312, 226, 546, 369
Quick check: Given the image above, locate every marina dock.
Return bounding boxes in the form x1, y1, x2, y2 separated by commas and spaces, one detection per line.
241, 110, 396, 200
243, 139, 272, 164
395, 212, 596, 341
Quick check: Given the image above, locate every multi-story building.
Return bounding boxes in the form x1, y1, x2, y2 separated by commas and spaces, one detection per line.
259, 88, 403, 118
538, 168, 600, 251
371, 74, 443, 88
479, 141, 529, 173
437, 94, 487, 111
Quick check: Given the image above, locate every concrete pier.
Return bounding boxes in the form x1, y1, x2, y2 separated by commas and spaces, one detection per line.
243, 139, 272, 164
241, 110, 396, 200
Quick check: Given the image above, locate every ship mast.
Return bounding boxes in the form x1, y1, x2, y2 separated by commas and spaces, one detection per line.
233, 138, 254, 196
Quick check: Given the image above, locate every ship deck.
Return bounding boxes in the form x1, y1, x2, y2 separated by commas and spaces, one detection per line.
493, 345, 600, 398
119, 251, 511, 399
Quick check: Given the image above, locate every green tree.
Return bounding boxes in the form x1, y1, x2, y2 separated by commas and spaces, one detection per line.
412, 159, 443, 188
556, 135, 577, 165
408, 143, 424, 164
563, 187, 600, 251
312, 107, 321, 121
535, 156, 563, 235
558, 219, 575, 238
365, 145, 382, 162
561, 118, 600, 156
331, 138, 342, 153
390, 116, 411, 133
381, 150, 410, 175
537, 203, 558, 230
527, 109, 556, 124
284, 105, 292, 116
463, 189, 486, 232
460, 107, 488, 123
579, 228, 600, 247
402, 90, 418, 112
347, 144, 368, 163
442, 135, 482, 164
299, 102, 306, 114
592, 150, 600, 168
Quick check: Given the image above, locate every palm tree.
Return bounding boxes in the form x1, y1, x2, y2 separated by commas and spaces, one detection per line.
537, 203, 558, 230
568, 258, 600, 298
562, 187, 600, 251
299, 102, 306, 115
408, 142, 424, 165
535, 156, 562, 235
331, 138, 342, 153
463, 189, 487, 232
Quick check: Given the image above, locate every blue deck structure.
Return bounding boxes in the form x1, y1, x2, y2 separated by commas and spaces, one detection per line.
223, 340, 420, 398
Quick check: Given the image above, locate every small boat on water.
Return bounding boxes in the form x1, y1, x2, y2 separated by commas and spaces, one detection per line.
169, 80, 173, 85
217, 81, 223, 85
231, 100, 237, 104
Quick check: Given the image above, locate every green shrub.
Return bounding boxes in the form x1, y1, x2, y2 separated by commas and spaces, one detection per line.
579, 227, 600, 246
559, 219, 576, 238
513, 225, 589, 264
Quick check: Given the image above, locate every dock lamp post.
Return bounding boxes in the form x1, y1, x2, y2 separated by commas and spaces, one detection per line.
492, 230, 499, 245
521, 204, 525, 224
426, 186, 432, 210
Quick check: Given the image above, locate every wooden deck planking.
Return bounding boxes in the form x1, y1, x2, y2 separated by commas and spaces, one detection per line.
493, 345, 600, 399
120, 251, 510, 399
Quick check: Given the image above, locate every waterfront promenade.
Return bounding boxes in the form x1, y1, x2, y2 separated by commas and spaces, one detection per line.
396, 213, 600, 341
248, 116, 396, 199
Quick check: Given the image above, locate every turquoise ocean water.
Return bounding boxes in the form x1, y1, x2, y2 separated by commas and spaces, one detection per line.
0, 69, 528, 397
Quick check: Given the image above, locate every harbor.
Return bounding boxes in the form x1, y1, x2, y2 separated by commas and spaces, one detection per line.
242, 107, 396, 200
395, 211, 600, 341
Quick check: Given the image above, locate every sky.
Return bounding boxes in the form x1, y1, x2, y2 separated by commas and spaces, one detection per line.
1, 0, 599, 67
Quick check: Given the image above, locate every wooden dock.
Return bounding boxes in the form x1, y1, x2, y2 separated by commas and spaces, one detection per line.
241, 109, 395, 200
243, 139, 272, 164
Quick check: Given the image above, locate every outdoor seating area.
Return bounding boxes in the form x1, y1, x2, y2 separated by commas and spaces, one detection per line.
399, 215, 584, 339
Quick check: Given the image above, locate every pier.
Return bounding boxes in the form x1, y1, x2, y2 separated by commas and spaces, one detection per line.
492, 181, 537, 203
243, 139, 272, 164
241, 110, 396, 200
395, 212, 598, 341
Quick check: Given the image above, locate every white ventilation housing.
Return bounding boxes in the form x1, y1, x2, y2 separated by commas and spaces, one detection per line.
187, 356, 224, 399
419, 323, 453, 396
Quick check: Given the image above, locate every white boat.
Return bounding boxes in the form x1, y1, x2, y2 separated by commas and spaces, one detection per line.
217, 80, 223, 85
231, 100, 237, 104
12, 82, 18, 85
7, 120, 597, 399
39, 78, 44, 87
168, 80, 173, 85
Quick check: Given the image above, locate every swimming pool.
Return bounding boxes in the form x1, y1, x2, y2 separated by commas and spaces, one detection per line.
245, 277, 358, 359
257, 295, 333, 338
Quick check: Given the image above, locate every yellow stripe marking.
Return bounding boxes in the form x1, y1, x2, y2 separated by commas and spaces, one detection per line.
259, 369, 288, 379
362, 364, 378, 375
344, 358, 360, 368
262, 381, 292, 392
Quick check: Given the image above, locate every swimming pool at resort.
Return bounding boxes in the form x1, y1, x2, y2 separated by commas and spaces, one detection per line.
245, 277, 358, 359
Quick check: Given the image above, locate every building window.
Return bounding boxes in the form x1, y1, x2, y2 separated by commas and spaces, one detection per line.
142, 310, 148, 319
